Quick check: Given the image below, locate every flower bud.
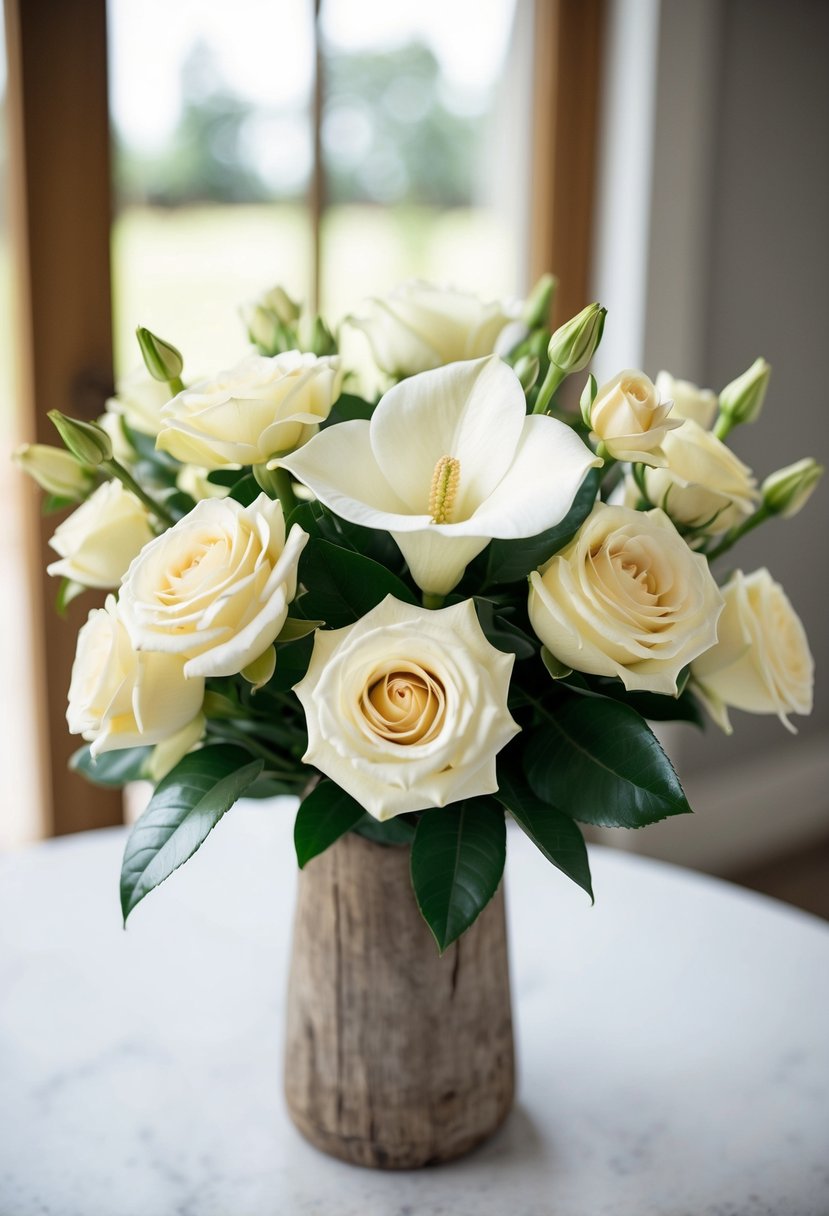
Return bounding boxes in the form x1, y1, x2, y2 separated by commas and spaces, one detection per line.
262, 285, 301, 326
718, 357, 770, 428
48, 410, 112, 466
242, 304, 294, 355
13, 443, 94, 499
308, 314, 337, 357
135, 326, 184, 384
522, 273, 557, 330
547, 303, 606, 374
579, 374, 597, 426
514, 354, 540, 393
761, 457, 823, 518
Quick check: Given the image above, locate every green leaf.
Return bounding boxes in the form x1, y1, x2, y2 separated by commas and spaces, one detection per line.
474, 598, 537, 659
353, 813, 417, 846
525, 696, 692, 828
410, 798, 506, 952
321, 392, 375, 426
294, 781, 366, 868
594, 681, 705, 727
288, 499, 404, 572
70, 744, 152, 787
42, 493, 77, 515
297, 538, 416, 626
494, 768, 592, 901
276, 616, 324, 643
485, 466, 600, 585
229, 472, 261, 506
56, 577, 86, 614
120, 745, 263, 923
270, 633, 314, 691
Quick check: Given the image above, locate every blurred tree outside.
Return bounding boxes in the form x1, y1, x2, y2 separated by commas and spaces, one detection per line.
115, 39, 486, 209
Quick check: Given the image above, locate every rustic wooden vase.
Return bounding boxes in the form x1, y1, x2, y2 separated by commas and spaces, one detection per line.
283, 830, 515, 1169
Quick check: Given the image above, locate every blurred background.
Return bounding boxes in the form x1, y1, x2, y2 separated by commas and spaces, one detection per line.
1, 0, 827, 911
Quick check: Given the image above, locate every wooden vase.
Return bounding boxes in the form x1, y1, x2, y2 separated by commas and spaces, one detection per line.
283, 830, 515, 1169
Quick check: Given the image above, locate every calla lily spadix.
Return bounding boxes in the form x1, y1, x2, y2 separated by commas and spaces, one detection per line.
276, 355, 601, 595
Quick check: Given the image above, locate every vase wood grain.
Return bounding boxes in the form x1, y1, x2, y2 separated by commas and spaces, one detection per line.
283, 830, 515, 1169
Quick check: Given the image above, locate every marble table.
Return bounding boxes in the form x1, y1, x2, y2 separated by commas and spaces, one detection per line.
1, 802, 828, 1216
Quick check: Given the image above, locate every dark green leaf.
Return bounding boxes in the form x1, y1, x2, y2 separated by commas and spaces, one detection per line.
122, 422, 179, 473
495, 768, 592, 900
353, 813, 417, 846
270, 633, 314, 690
207, 468, 249, 488
410, 798, 506, 952
56, 578, 86, 614
276, 616, 324, 643
162, 489, 197, 521
120, 745, 263, 922
594, 682, 706, 727
229, 473, 261, 506
485, 466, 600, 585
526, 696, 692, 828
287, 499, 404, 572
297, 538, 416, 626
474, 599, 537, 659
71, 744, 152, 787
321, 392, 375, 426
294, 781, 366, 868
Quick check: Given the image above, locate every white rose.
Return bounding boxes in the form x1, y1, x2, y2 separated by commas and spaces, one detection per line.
67, 596, 204, 757
346, 280, 522, 377
176, 464, 231, 502
655, 371, 718, 429
644, 418, 758, 533
294, 596, 519, 820
691, 569, 813, 734
47, 480, 154, 589
156, 351, 342, 469
528, 503, 724, 695
589, 369, 682, 465
119, 493, 307, 678
105, 366, 172, 437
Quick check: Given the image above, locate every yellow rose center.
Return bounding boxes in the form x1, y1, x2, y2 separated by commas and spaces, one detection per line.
429, 455, 461, 524
361, 663, 446, 746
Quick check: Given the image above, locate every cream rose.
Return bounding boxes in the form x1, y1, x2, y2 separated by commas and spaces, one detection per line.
294, 596, 519, 820
119, 493, 307, 678
655, 371, 718, 429
346, 280, 523, 377
155, 351, 342, 468
67, 596, 205, 757
589, 369, 682, 465
47, 480, 154, 589
643, 418, 758, 533
528, 503, 724, 695
105, 366, 173, 437
691, 569, 813, 734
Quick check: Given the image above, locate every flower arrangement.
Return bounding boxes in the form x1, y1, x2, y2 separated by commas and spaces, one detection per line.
16, 277, 820, 951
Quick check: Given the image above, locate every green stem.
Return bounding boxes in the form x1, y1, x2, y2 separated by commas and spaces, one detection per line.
207, 722, 304, 776
705, 505, 771, 562
422, 591, 445, 610
168, 375, 185, 396
103, 458, 176, 526
532, 362, 566, 414
254, 463, 299, 518
712, 412, 733, 441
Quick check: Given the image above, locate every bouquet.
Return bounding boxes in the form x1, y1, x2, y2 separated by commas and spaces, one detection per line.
16, 277, 820, 951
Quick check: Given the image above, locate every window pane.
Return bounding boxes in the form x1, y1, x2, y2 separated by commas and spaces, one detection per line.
319, 0, 531, 317
107, 0, 316, 375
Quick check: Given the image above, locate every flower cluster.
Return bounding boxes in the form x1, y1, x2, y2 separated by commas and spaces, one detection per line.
15, 278, 821, 948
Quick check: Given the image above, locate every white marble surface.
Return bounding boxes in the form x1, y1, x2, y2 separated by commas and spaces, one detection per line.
1, 803, 828, 1216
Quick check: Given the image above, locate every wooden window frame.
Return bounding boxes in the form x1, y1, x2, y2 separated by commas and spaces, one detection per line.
4, 0, 605, 836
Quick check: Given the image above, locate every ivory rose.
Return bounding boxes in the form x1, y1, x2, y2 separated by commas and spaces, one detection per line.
47, 480, 154, 589
528, 503, 723, 695
588, 370, 682, 465
278, 355, 600, 596
347, 280, 523, 377
643, 418, 758, 533
294, 596, 519, 820
655, 371, 718, 429
156, 351, 342, 468
119, 493, 307, 678
691, 569, 813, 734
67, 596, 205, 757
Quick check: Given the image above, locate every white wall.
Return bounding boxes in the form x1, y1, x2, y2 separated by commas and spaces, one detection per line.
591, 0, 829, 872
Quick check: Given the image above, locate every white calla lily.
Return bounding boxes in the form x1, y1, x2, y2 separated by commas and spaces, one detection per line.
277, 356, 601, 595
